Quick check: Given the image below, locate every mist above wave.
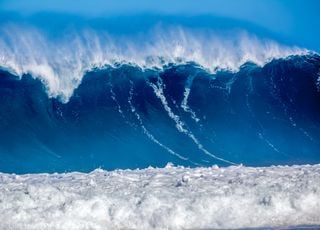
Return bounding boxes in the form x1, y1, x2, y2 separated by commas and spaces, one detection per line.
0, 23, 308, 102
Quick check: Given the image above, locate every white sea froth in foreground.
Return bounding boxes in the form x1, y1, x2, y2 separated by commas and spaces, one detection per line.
0, 164, 319, 229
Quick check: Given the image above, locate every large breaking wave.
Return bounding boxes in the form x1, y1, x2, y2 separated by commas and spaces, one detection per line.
0, 24, 307, 101
0, 47, 319, 173
0, 14, 320, 173
1, 12, 319, 230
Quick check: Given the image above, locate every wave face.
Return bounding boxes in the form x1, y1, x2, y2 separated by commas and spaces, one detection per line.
0, 54, 319, 173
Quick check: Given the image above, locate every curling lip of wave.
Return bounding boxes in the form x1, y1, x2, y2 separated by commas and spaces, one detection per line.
0, 25, 311, 102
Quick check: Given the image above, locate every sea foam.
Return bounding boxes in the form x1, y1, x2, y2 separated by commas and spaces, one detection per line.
0, 164, 319, 229
0, 25, 308, 102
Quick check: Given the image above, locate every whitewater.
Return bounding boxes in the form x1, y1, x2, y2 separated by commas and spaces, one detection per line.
0, 24, 308, 102
1, 14, 320, 230
0, 164, 319, 229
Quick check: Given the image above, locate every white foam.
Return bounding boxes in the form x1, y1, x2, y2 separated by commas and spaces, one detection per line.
181, 74, 201, 123
0, 164, 319, 229
128, 82, 188, 161
0, 24, 308, 102
149, 79, 236, 165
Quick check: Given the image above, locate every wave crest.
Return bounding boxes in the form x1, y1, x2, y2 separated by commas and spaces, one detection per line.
0, 24, 309, 102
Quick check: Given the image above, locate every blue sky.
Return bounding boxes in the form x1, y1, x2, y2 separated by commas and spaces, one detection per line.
0, 0, 319, 51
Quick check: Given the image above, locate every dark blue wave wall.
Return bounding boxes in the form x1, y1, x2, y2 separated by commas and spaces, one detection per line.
0, 54, 320, 173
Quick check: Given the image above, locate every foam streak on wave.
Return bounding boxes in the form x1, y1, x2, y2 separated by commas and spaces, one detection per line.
127, 82, 188, 161
181, 74, 200, 123
269, 69, 317, 142
149, 78, 236, 165
0, 25, 308, 102
245, 76, 290, 157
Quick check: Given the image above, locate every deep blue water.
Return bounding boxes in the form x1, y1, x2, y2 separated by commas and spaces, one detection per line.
0, 54, 320, 173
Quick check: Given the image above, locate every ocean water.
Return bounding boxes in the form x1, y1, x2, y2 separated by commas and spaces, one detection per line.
0, 14, 319, 229
0, 54, 320, 173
